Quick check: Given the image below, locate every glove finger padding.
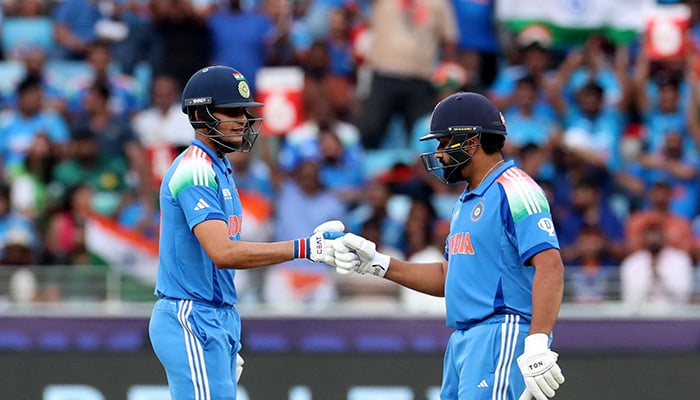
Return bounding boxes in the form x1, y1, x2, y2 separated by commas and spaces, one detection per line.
542, 367, 563, 390
341, 233, 377, 259
534, 374, 555, 397
333, 239, 360, 273
314, 220, 345, 234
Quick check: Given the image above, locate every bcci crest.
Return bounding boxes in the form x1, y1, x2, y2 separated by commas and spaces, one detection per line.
471, 202, 484, 221
238, 81, 250, 98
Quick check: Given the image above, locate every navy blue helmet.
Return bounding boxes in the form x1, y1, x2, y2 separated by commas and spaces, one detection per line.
419, 92, 506, 183
182, 65, 263, 153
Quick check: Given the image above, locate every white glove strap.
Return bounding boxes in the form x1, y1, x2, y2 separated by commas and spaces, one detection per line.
365, 252, 391, 277
524, 333, 549, 353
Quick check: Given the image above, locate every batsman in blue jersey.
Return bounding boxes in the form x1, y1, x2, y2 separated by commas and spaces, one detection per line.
148, 65, 343, 400
335, 92, 566, 400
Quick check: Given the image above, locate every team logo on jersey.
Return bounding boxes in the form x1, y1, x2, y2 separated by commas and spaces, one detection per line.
471, 202, 484, 221
537, 217, 556, 236
238, 81, 251, 98
222, 188, 232, 200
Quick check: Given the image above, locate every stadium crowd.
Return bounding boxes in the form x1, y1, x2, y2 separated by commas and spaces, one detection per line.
1, 0, 700, 311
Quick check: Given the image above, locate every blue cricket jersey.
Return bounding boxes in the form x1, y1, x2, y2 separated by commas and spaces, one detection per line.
445, 161, 559, 330
154, 140, 242, 306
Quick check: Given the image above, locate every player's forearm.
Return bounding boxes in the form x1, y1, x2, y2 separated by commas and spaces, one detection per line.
211, 240, 297, 269
529, 262, 564, 335
385, 260, 446, 297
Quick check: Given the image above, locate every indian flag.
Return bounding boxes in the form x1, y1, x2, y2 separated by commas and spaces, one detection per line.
85, 215, 159, 285
496, 0, 657, 46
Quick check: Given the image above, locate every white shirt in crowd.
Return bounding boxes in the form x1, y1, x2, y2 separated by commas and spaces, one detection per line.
620, 247, 694, 314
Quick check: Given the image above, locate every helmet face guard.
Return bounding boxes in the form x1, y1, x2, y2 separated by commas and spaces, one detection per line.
182, 66, 264, 154
419, 126, 481, 184
186, 100, 263, 153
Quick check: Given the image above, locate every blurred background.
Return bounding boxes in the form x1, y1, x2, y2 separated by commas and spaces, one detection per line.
2, 0, 700, 398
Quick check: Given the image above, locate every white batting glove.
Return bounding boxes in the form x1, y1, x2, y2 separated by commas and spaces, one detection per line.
333, 233, 391, 277
235, 353, 244, 382
296, 220, 345, 266
517, 333, 565, 400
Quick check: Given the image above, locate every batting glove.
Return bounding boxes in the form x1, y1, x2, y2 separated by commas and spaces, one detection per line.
235, 353, 244, 382
517, 333, 565, 400
295, 220, 345, 266
333, 233, 391, 277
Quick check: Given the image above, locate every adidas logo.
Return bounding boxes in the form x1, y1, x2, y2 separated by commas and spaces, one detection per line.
194, 199, 210, 211
477, 380, 488, 388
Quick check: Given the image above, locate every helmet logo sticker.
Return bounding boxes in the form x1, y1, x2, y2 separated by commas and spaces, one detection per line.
232, 71, 245, 81
238, 81, 251, 98
471, 202, 484, 221
499, 112, 506, 127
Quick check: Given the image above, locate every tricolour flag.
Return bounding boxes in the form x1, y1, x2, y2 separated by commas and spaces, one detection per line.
496, 0, 656, 47
85, 215, 159, 285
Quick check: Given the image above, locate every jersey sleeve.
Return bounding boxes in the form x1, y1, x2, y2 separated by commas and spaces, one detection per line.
497, 168, 559, 264
168, 149, 225, 229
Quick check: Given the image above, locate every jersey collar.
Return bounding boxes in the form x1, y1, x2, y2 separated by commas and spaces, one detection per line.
191, 139, 230, 171
459, 159, 514, 202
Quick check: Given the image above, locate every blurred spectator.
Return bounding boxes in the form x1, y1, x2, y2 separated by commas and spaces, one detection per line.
403, 196, 439, 259
563, 224, 618, 303
52, 127, 130, 218
625, 180, 693, 254
0, 75, 70, 179
620, 222, 694, 314
131, 74, 194, 186
489, 35, 555, 115
108, 0, 160, 75
357, 0, 458, 149
9, 132, 59, 221
302, 37, 356, 119
618, 131, 699, 220
450, 0, 500, 91
69, 40, 143, 120
51, 0, 103, 60
1, 227, 38, 265
549, 75, 626, 174
9, 48, 69, 116
278, 89, 364, 201
635, 52, 698, 159
149, 0, 211, 88
71, 83, 150, 196
502, 74, 561, 160
563, 36, 630, 111
44, 183, 92, 265
556, 176, 626, 266
263, 159, 347, 306
263, 0, 313, 67
0, 183, 41, 262
401, 216, 448, 312
346, 177, 406, 251
206, 0, 277, 94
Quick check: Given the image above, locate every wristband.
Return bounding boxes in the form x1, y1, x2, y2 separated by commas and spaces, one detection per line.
293, 238, 309, 259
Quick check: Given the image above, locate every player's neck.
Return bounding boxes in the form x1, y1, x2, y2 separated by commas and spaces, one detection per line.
469, 157, 504, 190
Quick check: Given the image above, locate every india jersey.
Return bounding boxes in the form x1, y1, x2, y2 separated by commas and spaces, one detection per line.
445, 161, 559, 330
155, 140, 243, 306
